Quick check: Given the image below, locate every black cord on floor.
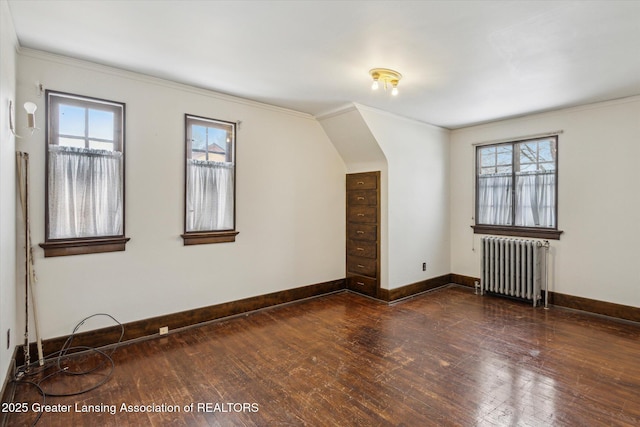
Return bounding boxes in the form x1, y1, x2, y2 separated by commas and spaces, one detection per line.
9, 313, 124, 425
6, 380, 46, 427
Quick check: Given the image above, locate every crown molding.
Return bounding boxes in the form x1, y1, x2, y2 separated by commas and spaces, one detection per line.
314, 103, 359, 121
316, 102, 450, 134
453, 94, 640, 134
353, 103, 450, 133
17, 47, 316, 121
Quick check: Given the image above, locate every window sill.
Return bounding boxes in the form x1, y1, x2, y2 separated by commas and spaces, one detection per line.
472, 225, 563, 240
40, 236, 130, 257
181, 231, 239, 245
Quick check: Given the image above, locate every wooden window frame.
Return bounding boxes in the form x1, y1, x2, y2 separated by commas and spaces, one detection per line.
181, 114, 238, 245
472, 136, 563, 240
40, 90, 129, 257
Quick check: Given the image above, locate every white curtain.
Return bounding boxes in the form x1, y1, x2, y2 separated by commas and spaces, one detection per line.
515, 171, 555, 227
477, 173, 512, 225
48, 145, 123, 239
186, 160, 234, 232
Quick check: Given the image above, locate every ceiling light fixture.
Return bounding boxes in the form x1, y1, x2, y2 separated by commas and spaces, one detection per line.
370, 68, 402, 96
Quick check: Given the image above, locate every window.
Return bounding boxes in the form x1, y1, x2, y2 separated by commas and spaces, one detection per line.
474, 136, 562, 239
40, 91, 128, 257
182, 114, 238, 245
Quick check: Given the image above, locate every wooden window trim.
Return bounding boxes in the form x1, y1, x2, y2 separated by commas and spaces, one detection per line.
183, 114, 238, 245
40, 236, 130, 257
472, 225, 563, 240
43, 90, 129, 257
475, 136, 561, 238
181, 231, 239, 245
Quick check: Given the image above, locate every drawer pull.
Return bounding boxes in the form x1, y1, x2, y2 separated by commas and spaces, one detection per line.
356, 247, 364, 251
357, 197, 365, 201
357, 264, 365, 268
356, 230, 365, 234
357, 213, 365, 217
356, 282, 365, 286
357, 181, 365, 185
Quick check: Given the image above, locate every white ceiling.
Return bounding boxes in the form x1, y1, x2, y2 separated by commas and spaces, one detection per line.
7, 0, 640, 129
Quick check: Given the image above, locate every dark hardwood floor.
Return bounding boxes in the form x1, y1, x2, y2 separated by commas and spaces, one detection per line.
6, 285, 640, 426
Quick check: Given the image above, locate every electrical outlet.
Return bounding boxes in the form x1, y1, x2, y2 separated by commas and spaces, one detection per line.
159, 326, 169, 335
422, 262, 427, 271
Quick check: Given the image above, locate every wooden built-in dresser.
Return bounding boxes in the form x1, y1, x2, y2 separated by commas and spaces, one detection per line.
346, 171, 380, 298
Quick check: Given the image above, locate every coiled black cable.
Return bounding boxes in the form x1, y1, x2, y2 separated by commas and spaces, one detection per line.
9, 313, 124, 425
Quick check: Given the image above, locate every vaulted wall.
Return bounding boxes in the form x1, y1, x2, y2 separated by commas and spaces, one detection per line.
319, 104, 451, 290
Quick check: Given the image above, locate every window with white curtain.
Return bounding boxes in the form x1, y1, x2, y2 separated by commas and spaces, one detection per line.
182, 114, 238, 245
474, 136, 561, 239
40, 91, 128, 257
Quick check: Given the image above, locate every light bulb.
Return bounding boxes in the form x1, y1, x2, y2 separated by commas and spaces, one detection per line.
24, 102, 37, 130
391, 86, 399, 96
24, 102, 37, 114
371, 79, 379, 90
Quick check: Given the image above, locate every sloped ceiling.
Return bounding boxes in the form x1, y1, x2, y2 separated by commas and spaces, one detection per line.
7, 0, 640, 129
318, 106, 387, 173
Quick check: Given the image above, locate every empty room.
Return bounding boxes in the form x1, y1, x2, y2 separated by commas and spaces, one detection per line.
1, 1, 639, 426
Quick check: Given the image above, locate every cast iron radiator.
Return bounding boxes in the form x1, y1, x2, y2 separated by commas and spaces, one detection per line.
480, 237, 548, 307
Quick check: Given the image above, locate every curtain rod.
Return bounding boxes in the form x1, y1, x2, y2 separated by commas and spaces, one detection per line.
472, 130, 563, 147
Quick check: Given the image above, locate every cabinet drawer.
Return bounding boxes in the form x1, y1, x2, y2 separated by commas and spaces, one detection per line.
347, 205, 377, 223
347, 190, 377, 206
347, 255, 377, 277
347, 275, 377, 297
346, 173, 378, 191
347, 240, 377, 259
346, 223, 377, 241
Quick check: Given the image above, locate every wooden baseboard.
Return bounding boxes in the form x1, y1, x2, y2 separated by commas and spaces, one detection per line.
449, 273, 478, 288
13, 273, 639, 370
548, 291, 640, 323
378, 274, 451, 302
16, 278, 346, 367
449, 273, 640, 323
1, 347, 18, 427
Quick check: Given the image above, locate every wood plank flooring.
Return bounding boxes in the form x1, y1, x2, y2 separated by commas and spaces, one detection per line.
6, 285, 640, 426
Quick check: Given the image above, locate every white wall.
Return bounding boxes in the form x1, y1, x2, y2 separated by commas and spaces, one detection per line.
318, 105, 388, 174
16, 49, 346, 339
450, 97, 640, 307
358, 106, 451, 289
319, 105, 451, 290
317, 106, 390, 287
0, 0, 17, 387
